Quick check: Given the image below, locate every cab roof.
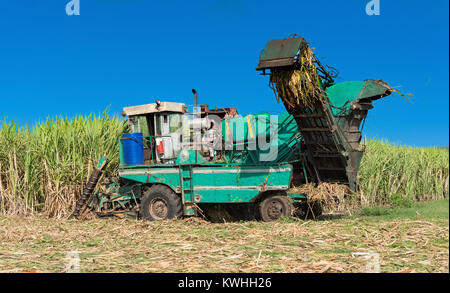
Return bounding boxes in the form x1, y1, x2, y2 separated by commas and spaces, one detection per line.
123, 102, 185, 116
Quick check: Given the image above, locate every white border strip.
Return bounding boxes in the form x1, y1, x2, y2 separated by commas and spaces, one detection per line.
193, 185, 289, 190
120, 169, 179, 176
193, 168, 291, 174
120, 167, 292, 176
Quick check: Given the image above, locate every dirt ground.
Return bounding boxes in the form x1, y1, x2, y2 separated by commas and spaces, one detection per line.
0, 213, 448, 273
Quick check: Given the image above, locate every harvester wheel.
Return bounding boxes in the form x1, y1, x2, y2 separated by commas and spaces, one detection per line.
140, 185, 182, 221
258, 194, 294, 222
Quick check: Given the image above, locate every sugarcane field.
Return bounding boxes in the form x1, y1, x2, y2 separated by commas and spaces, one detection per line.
0, 0, 449, 282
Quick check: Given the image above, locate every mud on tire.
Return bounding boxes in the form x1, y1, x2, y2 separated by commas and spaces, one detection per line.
140, 185, 182, 221
258, 194, 294, 222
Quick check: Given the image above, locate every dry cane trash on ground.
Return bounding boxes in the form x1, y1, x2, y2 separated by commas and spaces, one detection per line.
290, 182, 353, 215
0, 215, 447, 273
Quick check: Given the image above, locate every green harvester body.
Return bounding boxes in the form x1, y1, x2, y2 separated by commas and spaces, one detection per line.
80, 37, 393, 220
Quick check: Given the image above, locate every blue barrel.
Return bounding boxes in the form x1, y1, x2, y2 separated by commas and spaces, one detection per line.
122, 133, 144, 165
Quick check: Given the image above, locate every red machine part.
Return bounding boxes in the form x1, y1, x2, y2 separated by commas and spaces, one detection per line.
155, 137, 164, 154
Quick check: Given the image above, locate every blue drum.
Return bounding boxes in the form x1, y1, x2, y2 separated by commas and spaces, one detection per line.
121, 133, 144, 165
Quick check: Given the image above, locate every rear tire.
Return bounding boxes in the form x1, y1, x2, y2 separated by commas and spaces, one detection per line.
140, 185, 182, 221
258, 194, 293, 222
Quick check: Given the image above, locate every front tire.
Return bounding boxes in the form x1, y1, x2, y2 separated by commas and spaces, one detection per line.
140, 185, 182, 221
258, 194, 293, 222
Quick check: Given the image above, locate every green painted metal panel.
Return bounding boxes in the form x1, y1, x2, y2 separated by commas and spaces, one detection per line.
326, 80, 393, 116
222, 112, 301, 165
118, 164, 293, 204
256, 37, 305, 70
359, 80, 393, 100
194, 189, 259, 203
190, 164, 292, 203
223, 112, 282, 144
260, 38, 302, 60
249, 112, 300, 164
287, 193, 307, 200
175, 149, 208, 165
222, 114, 255, 143
326, 81, 366, 115
119, 167, 182, 191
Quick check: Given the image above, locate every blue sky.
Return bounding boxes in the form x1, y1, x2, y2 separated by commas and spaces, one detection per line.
0, 0, 448, 147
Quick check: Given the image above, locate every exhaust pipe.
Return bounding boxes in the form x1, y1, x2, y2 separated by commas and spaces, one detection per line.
192, 89, 197, 106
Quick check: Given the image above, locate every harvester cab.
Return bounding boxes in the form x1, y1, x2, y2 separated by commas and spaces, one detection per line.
120, 97, 237, 166
70, 35, 394, 222
121, 101, 185, 164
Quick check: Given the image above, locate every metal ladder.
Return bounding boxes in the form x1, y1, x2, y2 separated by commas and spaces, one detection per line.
179, 165, 195, 215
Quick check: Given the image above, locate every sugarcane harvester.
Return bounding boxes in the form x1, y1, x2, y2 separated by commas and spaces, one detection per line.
71, 36, 393, 222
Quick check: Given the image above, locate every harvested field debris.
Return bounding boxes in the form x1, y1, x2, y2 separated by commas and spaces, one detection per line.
0, 212, 447, 273
289, 183, 352, 214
